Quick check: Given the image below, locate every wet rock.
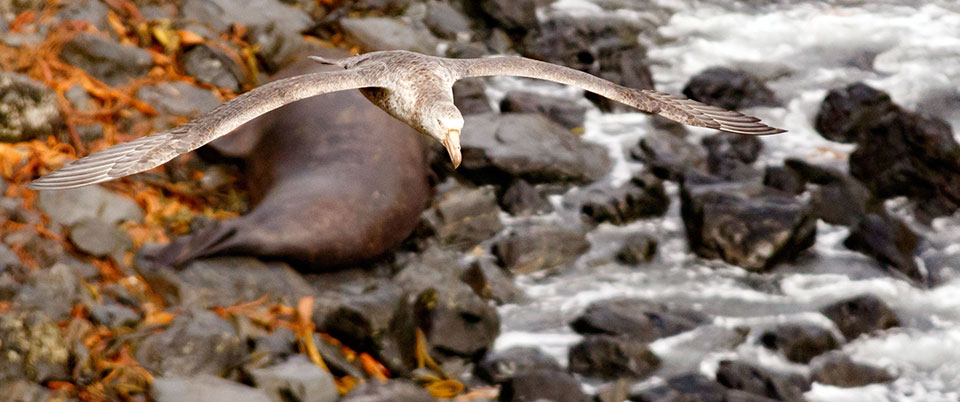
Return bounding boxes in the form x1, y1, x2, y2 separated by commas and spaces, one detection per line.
340, 380, 435, 402
151, 375, 272, 402
498, 369, 586, 402
570, 298, 706, 342
571, 173, 669, 225
843, 213, 923, 285
61, 33, 153, 86
682, 67, 779, 110
759, 324, 840, 364
763, 166, 804, 195
615, 234, 658, 265
500, 179, 552, 216
57, 0, 110, 31
14, 263, 84, 321
37, 186, 143, 226
819, 294, 899, 341
461, 258, 526, 304
715, 360, 810, 402
137, 82, 221, 117
0, 311, 70, 383
452, 78, 493, 115
182, 44, 245, 92
250, 355, 338, 402
460, 113, 610, 185
491, 222, 589, 274
474, 0, 537, 36
0, 379, 49, 402
424, 2, 472, 40
680, 180, 816, 271
136, 309, 247, 377
629, 373, 727, 402
475, 346, 562, 384
568, 335, 660, 380
810, 352, 893, 388
89, 304, 141, 330
180, 0, 312, 34
137, 256, 316, 308
784, 159, 872, 226
500, 91, 587, 130
702, 132, 764, 181
428, 186, 503, 250
630, 131, 708, 181
340, 17, 439, 54
815, 83, 895, 144
68, 219, 133, 257
0, 72, 62, 142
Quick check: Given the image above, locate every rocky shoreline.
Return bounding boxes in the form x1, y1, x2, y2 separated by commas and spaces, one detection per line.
1, 0, 958, 401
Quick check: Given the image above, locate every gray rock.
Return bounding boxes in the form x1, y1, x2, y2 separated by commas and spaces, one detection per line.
500, 91, 587, 130
57, 0, 110, 31
498, 369, 586, 402
810, 352, 894, 388
136, 309, 247, 377
61, 33, 153, 86
461, 258, 526, 304
429, 186, 503, 250
476, 347, 563, 384
424, 2, 472, 40
151, 375, 273, 402
14, 263, 84, 321
570, 298, 706, 342
340, 380, 435, 402
0, 379, 49, 402
68, 219, 133, 257
702, 132, 764, 181
759, 324, 840, 364
477, 0, 537, 34
89, 304, 141, 329
0, 72, 62, 142
630, 131, 708, 182
629, 373, 727, 402
844, 213, 924, 285
682, 67, 780, 111
820, 294, 899, 341
461, 113, 610, 185
569, 173, 669, 225
715, 360, 810, 402
137, 256, 316, 308
136, 82, 221, 117
784, 159, 871, 226
452, 78, 492, 115
183, 44, 245, 92
492, 222, 589, 274
0, 242, 22, 271
250, 355, 338, 402
615, 234, 658, 265
0, 311, 70, 383
64, 84, 97, 113
340, 17, 439, 54
247, 22, 306, 72
568, 335, 660, 380
37, 186, 143, 226
180, 0, 312, 33
500, 179, 551, 216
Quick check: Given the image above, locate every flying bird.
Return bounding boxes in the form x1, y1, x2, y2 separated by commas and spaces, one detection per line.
29, 50, 785, 190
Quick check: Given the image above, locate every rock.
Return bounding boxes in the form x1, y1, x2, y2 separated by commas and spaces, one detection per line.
0, 72, 62, 142
715, 360, 810, 402
428, 186, 503, 250
819, 294, 899, 341
629, 373, 727, 402
475, 0, 538, 36
14, 263, 84, 321
68, 219, 133, 257
460, 113, 610, 185
137, 256, 316, 308
246, 328, 298, 369
340, 17, 439, 54
182, 44, 245, 92
568, 335, 660, 380
682, 67, 779, 110
60, 33, 153, 86
498, 369, 587, 402
136, 82, 221, 117
815, 82, 895, 144
340, 380, 435, 402
680, 180, 816, 271
461, 258, 526, 304
452, 78, 493, 115
630, 131, 709, 182
37, 186, 143, 226
784, 159, 873, 226
570, 173, 669, 225
57, 0, 110, 31
246, 22, 306, 72
615, 234, 658, 265
180, 0, 312, 33
759, 324, 840, 364
136, 309, 247, 377
0, 242, 23, 272
810, 352, 893, 388
500, 179, 552, 216
475, 347, 563, 384
151, 375, 273, 402
844, 213, 923, 285
424, 2, 472, 40
570, 298, 706, 342
491, 222, 589, 274
64, 84, 97, 113
500, 91, 587, 130
0, 379, 49, 402
763, 166, 805, 195
0, 311, 71, 383
250, 355, 338, 402
702, 132, 764, 181
89, 304, 141, 330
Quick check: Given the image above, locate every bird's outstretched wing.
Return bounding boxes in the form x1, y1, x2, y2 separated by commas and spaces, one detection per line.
30, 69, 379, 190
453, 56, 785, 135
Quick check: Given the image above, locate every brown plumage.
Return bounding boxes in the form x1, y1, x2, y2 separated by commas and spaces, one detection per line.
30, 50, 785, 190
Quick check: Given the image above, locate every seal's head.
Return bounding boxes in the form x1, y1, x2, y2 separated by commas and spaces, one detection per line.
427, 103, 464, 168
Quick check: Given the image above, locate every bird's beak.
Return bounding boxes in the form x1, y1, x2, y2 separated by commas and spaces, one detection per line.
442, 129, 462, 169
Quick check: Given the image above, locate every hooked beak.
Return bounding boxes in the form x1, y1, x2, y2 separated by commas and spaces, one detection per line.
442, 129, 462, 169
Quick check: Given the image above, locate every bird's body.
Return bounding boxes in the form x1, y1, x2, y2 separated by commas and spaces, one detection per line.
30, 50, 785, 190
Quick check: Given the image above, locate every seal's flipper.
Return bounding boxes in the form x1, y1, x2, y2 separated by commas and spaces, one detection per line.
152, 225, 240, 269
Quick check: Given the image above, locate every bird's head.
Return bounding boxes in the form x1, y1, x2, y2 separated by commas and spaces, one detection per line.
428, 104, 464, 168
